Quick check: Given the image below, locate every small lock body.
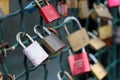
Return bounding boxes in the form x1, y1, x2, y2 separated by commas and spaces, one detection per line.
68, 51, 90, 76
91, 62, 107, 80
35, 0, 60, 24
16, 32, 48, 67
98, 25, 112, 40
23, 41, 49, 66
66, 0, 77, 8
41, 33, 65, 54
58, 1, 68, 16
67, 28, 90, 52
78, 0, 90, 19
108, 0, 120, 7
0, 0, 9, 15
93, 3, 113, 20
39, 4, 60, 23
89, 54, 107, 80
90, 38, 106, 50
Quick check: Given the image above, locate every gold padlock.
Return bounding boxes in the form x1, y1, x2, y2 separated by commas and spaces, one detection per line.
0, 0, 9, 15
88, 31, 106, 50
89, 54, 107, 80
64, 17, 90, 52
93, 3, 113, 20
98, 24, 112, 40
66, 0, 77, 8
78, 0, 90, 19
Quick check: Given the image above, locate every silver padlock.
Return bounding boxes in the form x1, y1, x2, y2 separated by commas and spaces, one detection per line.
34, 25, 65, 54
16, 32, 48, 67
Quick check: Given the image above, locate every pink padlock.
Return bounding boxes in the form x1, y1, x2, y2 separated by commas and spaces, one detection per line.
68, 48, 90, 76
108, 0, 120, 7
16, 32, 48, 66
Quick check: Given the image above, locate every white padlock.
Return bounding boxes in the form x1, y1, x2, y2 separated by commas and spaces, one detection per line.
16, 32, 48, 66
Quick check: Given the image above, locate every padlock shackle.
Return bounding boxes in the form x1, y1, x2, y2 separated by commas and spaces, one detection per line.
89, 53, 98, 63
34, 25, 44, 39
68, 47, 86, 56
35, 0, 49, 8
63, 16, 82, 36
87, 31, 96, 38
57, 71, 73, 80
34, 25, 52, 38
16, 32, 34, 49
43, 26, 52, 35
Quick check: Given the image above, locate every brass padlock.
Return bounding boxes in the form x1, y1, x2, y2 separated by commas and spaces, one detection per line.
34, 25, 65, 54
64, 16, 90, 52
89, 53, 107, 80
0, 0, 9, 15
88, 31, 105, 50
78, 0, 90, 19
98, 24, 112, 40
93, 3, 113, 20
66, 0, 77, 8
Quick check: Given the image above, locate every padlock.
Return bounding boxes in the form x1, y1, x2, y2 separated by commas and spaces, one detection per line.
58, 0, 68, 16
89, 53, 107, 80
34, 25, 65, 54
66, 0, 77, 8
88, 31, 105, 50
16, 32, 48, 66
108, 0, 120, 7
68, 48, 90, 76
78, 0, 90, 19
97, 17, 113, 46
64, 16, 90, 52
98, 23, 112, 40
57, 71, 73, 80
35, 0, 60, 24
93, 3, 113, 20
0, 0, 9, 15
24, 1, 38, 14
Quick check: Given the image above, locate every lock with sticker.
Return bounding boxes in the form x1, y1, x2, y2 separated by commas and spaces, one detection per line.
68, 48, 90, 76
16, 32, 48, 66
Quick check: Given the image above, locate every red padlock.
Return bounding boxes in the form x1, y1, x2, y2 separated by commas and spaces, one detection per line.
107, 0, 120, 7
35, 0, 60, 24
68, 48, 90, 76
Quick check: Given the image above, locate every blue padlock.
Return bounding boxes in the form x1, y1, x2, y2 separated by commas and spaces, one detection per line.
24, 2, 38, 14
